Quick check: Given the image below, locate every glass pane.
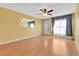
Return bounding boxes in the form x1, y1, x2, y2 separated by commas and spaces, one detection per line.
30, 23, 35, 28
53, 19, 66, 36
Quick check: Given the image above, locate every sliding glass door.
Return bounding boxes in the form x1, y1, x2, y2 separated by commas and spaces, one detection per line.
52, 14, 72, 36
53, 19, 67, 36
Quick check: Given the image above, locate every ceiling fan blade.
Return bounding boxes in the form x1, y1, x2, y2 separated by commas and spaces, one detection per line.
40, 9, 44, 12
48, 14, 52, 15
44, 9, 46, 13
48, 9, 53, 13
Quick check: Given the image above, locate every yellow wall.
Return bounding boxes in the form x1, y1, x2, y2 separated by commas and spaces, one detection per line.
72, 14, 75, 39
0, 7, 43, 43
75, 4, 79, 53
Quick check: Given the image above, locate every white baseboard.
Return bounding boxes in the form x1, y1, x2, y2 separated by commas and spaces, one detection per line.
0, 34, 41, 45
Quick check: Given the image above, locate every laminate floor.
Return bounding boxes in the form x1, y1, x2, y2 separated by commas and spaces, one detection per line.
0, 36, 78, 56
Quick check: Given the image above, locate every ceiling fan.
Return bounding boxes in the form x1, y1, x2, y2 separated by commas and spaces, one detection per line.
38, 9, 53, 16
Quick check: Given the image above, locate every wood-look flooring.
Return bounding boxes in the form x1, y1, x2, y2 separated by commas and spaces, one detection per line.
0, 36, 78, 56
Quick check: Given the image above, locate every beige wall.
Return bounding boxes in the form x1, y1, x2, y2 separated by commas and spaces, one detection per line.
72, 14, 75, 39
74, 4, 79, 53
0, 7, 43, 43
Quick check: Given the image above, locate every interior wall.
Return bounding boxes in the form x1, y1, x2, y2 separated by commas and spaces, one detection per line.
75, 4, 79, 53
0, 7, 43, 43
72, 14, 75, 39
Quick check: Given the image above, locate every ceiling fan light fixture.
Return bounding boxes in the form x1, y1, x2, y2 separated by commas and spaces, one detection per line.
38, 9, 53, 16
43, 13, 48, 16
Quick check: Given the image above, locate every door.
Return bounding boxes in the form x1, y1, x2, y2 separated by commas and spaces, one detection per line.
43, 19, 50, 35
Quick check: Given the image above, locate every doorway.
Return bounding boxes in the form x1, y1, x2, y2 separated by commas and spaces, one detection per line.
43, 19, 50, 35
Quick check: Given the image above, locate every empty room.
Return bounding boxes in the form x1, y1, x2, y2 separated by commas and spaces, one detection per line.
0, 3, 79, 56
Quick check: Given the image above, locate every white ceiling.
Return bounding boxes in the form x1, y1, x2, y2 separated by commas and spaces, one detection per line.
0, 3, 76, 19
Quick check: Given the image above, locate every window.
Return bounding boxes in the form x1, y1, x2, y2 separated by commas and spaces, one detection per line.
28, 21, 35, 28
53, 19, 67, 36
